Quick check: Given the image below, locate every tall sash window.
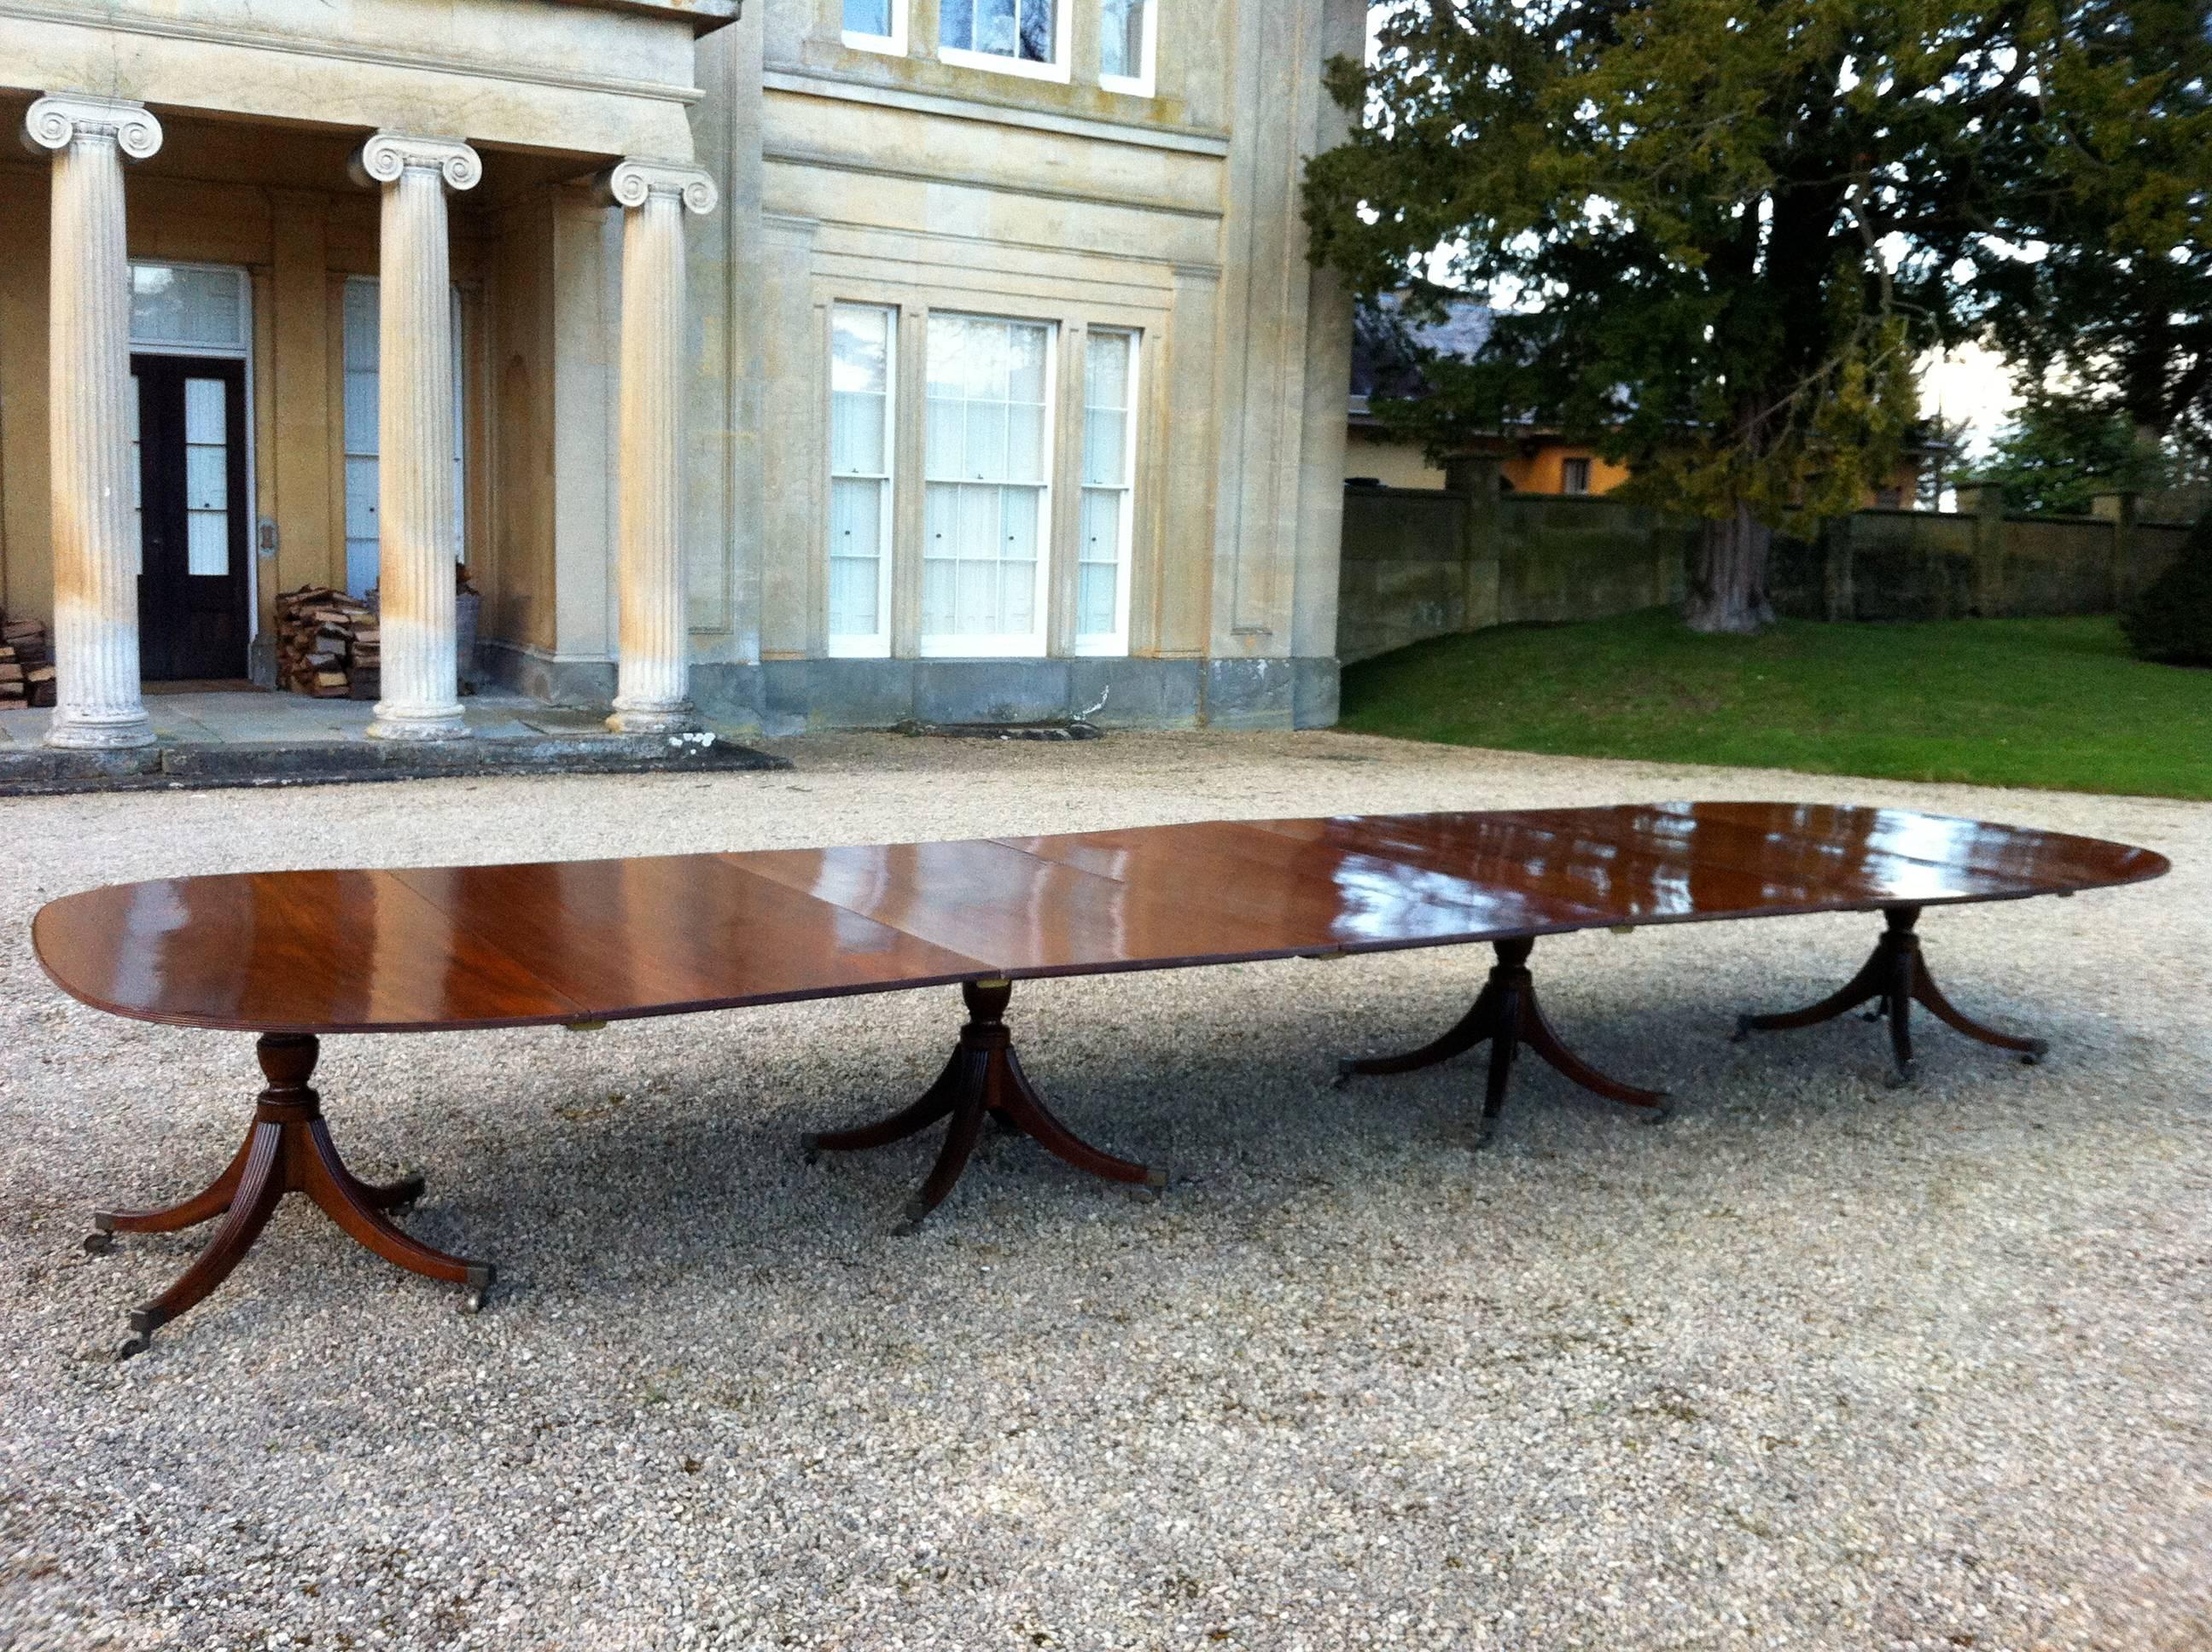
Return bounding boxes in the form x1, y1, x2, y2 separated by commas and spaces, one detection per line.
1075, 329, 1138, 653
828, 304, 897, 655
341, 276, 465, 599
922, 315, 1055, 657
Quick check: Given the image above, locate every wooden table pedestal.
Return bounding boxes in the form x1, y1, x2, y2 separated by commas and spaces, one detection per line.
84, 1034, 492, 1359
802, 980, 1168, 1230
1336, 938, 1672, 1145
1732, 905, 2050, 1086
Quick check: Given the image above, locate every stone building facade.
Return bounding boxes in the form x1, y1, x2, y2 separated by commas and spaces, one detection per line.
0, 0, 1358, 745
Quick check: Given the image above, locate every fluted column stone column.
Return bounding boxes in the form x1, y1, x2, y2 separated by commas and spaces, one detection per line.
25, 95, 162, 750
349, 132, 480, 742
597, 159, 718, 735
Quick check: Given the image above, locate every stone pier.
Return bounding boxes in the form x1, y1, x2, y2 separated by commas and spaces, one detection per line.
600, 159, 718, 735
26, 94, 163, 750
349, 131, 480, 742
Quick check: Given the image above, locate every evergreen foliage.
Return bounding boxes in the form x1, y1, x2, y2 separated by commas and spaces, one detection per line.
1974, 0, 2212, 451
2122, 513, 2212, 665
1970, 395, 2180, 515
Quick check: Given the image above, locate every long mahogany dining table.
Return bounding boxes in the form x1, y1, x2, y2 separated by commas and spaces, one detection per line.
33, 802, 2167, 1357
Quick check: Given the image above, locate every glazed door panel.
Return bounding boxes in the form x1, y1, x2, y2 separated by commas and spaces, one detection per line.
133, 355, 249, 681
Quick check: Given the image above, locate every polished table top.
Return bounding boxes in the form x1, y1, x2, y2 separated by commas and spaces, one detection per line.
32, 803, 2168, 1036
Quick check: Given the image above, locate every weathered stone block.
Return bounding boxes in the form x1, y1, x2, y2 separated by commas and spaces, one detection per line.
1292, 656, 1341, 729
1203, 658, 1295, 730
1067, 658, 1203, 728
914, 660, 1074, 727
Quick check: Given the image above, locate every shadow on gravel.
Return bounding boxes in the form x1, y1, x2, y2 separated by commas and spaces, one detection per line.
304, 971, 2095, 1318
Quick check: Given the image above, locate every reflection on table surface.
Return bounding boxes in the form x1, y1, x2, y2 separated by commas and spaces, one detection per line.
32, 804, 2169, 1034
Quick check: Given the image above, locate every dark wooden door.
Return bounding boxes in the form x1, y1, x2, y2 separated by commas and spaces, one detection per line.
133, 355, 249, 681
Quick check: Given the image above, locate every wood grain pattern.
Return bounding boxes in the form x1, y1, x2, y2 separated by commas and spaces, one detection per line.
391, 857, 987, 1021
32, 805, 2169, 1035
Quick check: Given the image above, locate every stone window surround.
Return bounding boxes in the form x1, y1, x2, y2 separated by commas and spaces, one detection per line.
810, 276, 1165, 664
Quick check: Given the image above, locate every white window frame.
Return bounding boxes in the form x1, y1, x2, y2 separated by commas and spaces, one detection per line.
841, 0, 907, 55
341, 276, 381, 597
920, 312, 1058, 660
1098, 0, 1158, 97
127, 259, 251, 361
826, 302, 899, 659
1561, 456, 1592, 496
341, 276, 468, 599
1073, 328, 1138, 656
939, 0, 1072, 84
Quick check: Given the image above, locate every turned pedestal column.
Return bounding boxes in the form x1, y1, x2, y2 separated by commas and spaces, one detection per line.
24, 95, 162, 750
349, 133, 480, 742
597, 160, 718, 735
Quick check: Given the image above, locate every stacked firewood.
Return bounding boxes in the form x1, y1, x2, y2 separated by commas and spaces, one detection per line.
0, 613, 55, 707
276, 586, 381, 700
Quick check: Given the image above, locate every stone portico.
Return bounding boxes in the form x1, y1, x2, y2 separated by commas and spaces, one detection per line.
1, 0, 735, 748
0, 0, 1358, 742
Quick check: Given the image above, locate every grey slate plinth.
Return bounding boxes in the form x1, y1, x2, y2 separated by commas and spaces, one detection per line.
0, 730, 787, 797
913, 660, 1074, 728
486, 649, 1345, 734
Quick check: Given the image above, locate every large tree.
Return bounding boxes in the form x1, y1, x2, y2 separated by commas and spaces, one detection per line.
1974, 0, 2212, 451
1305, 0, 2031, 632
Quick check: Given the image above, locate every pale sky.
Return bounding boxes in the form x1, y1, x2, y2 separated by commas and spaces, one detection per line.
1918, 340, 2022, 462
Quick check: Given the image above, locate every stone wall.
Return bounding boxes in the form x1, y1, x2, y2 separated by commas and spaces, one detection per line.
1341, 471, 2193, 663
1338, 474, 1690, 662
1336, 488, 1470, 662
1771, 490, 2191, 622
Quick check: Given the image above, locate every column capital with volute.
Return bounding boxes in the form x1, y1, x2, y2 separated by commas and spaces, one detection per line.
594, 158, 718, 216
22, 94, 163, 160
348, 131, 481, 194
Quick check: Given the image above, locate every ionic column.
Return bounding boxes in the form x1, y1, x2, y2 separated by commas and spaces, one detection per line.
25, 95, 162, 750
597, 160, 718, 734
348, 132, 480, 741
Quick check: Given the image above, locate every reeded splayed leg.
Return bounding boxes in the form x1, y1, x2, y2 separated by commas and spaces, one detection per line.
1339, 938, 1668, 1146
802, 1051, 959, 1160
83, 1131, 422, 1255
1333, 982, 1501, 1085
90, 1033, 491, 1360
801, 978, 1167, 1231
83, 1133, 255, 1249
1732, 905, 2048, 1086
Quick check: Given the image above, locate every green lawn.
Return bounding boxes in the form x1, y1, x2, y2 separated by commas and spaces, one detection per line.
1338, 610, 2212, 800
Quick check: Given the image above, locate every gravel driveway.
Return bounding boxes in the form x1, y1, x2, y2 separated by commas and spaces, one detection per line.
2, 731, 2206, 1651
